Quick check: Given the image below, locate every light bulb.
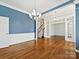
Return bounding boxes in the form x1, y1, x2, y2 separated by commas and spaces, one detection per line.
32, 9, 36, 16
39, 13, 41, 18
29, 13, 32, 18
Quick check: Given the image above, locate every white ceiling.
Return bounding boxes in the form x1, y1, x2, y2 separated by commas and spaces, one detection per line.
0, 0, 70, 13
74, 0, 79, 4
43, 4, 75, 20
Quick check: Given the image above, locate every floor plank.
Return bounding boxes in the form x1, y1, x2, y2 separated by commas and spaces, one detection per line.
0, 37, 79, 59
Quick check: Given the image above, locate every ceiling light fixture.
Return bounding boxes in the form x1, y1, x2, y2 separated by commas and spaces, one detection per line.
29, 0, 41, 19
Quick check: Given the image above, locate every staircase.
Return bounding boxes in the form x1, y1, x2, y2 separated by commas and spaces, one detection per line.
37, 18, 45, 38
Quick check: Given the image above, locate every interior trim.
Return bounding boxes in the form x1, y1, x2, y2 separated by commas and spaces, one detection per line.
0, 1, 29, 14
42, 0, 74, 15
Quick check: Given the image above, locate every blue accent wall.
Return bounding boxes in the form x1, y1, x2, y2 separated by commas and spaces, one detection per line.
76, 4, 79, 50
0, 5, 34, 34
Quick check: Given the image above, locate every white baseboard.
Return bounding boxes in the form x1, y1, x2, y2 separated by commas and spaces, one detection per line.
0, 44, 9, 48
44, 36, 50, 38
75, 49, 79, 53
9, 33, 34, 45
65, 39, 75, 42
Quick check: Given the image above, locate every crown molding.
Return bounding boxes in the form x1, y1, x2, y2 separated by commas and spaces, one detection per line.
0, 1, 30, 14
42, 0, 75, 15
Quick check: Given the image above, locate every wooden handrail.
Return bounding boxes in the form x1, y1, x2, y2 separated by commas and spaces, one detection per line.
38, 25, 43, 32
38, 26, 45, 33
37, 19, 45, 37
37, 23, 44, 30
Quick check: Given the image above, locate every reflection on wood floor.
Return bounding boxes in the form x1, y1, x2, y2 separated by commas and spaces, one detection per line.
0, 37, 79, 59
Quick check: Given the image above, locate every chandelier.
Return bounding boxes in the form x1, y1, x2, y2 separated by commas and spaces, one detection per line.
29, 0, 41, 19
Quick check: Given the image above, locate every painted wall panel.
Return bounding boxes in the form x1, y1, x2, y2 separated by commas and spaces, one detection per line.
54, 23, 65, 36
0, 5, 34, 34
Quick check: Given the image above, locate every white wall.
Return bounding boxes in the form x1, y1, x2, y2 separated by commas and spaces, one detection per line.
54, 23, 65, 36
51, 24, 54, 36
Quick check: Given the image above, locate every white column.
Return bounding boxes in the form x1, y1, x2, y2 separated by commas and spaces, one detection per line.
74, 5, 76, 42
65, 18, 68, 41
34, 17, 38, 40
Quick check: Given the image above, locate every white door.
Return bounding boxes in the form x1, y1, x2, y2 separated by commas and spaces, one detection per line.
0, 16, 9, 48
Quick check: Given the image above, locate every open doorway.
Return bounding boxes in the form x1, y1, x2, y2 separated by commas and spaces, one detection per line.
53, 22, 65, 40
48, 16, 75, 51
49, 19, 65, 40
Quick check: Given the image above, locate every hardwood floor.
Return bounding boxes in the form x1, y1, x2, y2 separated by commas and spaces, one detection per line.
0, 37, 79, 59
